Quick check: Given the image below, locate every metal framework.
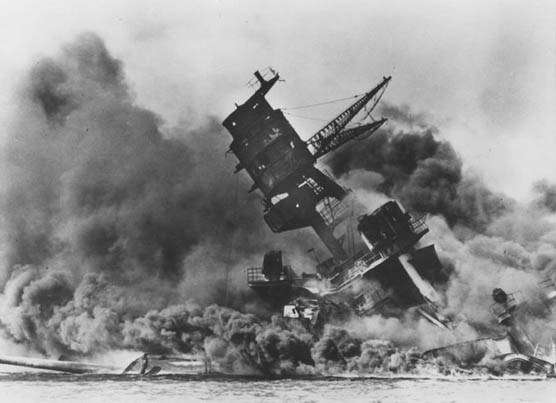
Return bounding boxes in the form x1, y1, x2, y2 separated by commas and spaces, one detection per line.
306, 76, 391, 158
311, 119, 386, 159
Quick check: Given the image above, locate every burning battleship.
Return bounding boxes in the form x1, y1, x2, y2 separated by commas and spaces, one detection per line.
222, 69, 446, 329
221, 68, 556, 375
0, 52, 554, 377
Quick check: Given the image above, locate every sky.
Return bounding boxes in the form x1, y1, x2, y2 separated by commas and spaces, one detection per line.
0, 0, 554, 201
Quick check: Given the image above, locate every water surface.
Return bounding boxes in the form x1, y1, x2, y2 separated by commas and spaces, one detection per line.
0, 373, 554, 403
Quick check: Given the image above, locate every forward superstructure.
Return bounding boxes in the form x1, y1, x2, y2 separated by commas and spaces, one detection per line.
222, 69, 448, 329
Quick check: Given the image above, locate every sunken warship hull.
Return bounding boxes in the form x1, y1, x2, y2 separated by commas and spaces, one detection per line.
222, 69, 447, 329
222, 69, 556, 375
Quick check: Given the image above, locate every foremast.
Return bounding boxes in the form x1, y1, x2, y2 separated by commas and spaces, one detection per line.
222, 69, 390, 263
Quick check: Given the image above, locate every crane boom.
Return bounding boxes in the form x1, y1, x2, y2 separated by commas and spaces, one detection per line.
306, 76, 391, 158
312, 119, 387, 159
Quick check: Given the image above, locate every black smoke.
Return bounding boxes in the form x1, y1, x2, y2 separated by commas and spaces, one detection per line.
0, 33, 324, 288
325, 102, 509, 232
0, 34, 555, 378
533, 180, 556, 212
0, 33, 320, 356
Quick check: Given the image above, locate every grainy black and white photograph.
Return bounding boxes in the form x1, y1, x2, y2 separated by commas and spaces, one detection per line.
0, 1, 554, 402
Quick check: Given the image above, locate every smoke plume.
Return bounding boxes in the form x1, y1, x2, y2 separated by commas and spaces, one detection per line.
325, 102, 509, 232
0, 33, 320, 358
0, 34, 555, 377
324, 99, 556, 371
533, 180, 556, 212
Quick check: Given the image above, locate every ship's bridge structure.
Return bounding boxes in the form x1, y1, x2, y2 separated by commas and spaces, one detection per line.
223, 70, 452, 326
300, 201, 444, 316
222, 69, 390, 263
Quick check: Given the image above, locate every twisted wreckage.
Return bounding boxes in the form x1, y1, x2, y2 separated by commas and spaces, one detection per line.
1, 69, 554, 376
222, 68, 556, 375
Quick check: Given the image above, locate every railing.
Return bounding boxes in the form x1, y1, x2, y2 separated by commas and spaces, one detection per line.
316, 197, 347, 226
360, 250, 384, 266
247, 267, 293, 284
329, 250, 385, 288
246, 67, 278, 89
409, 216, 428, 235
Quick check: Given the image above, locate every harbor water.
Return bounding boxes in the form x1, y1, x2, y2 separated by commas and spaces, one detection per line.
0, 373, 554, 403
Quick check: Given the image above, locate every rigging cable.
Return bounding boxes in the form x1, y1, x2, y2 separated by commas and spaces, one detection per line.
282, 111, 331, 122
280, 93, 364, 111
283, 82, 389, 126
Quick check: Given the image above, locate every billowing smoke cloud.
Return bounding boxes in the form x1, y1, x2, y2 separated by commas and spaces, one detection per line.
2, 32, 274, 285
423, 208, 556, 353
533, 180, 556, 212
325, 102, 509, 232
0, 33, 322, 357
1, 33, 555, 378
324, 100, 556, 372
